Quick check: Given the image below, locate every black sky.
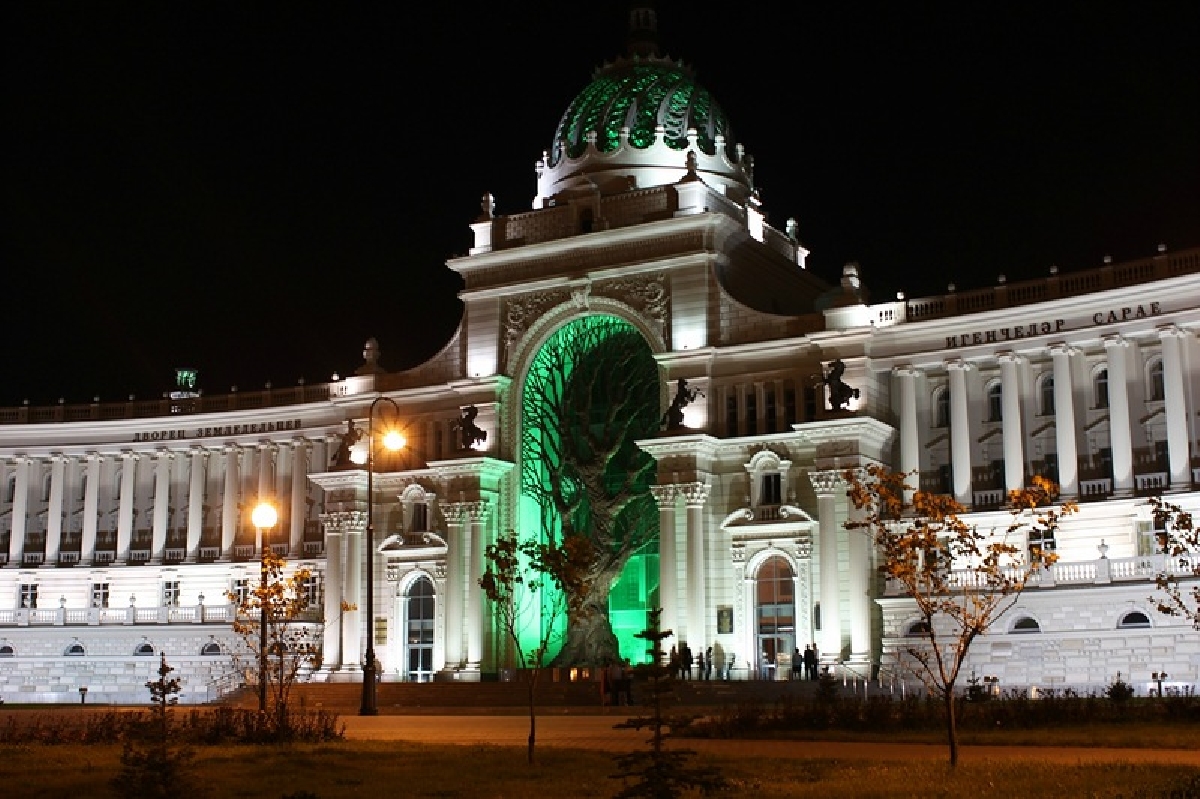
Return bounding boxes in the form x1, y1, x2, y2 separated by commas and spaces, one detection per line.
5, 2, 1199, 407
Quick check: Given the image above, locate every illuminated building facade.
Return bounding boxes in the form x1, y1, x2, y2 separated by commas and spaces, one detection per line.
1, 12, 1197, 702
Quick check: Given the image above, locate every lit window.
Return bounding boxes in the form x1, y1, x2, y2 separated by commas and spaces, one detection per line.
1040, 375, 1055, 416
1094, 368, 1109, 409
986, 382, 1003, 422
933, 387, 950, 428
1148, 359, 1165, 401
760, 473, 782, 506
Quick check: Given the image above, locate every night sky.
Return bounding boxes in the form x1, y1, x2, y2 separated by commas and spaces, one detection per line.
5, 3, 1198, 407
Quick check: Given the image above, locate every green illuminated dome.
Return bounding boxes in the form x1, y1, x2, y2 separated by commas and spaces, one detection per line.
532, 10, 755, 208
549, 59, 735, 166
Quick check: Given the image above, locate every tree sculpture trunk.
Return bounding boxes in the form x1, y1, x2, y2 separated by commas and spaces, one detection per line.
552, 564, 623, 666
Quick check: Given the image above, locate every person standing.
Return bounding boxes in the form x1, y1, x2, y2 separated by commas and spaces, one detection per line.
792, 648, 803, 681
804, 643, 818, 680
704, 646, 714, 680
681, 643, 693, 679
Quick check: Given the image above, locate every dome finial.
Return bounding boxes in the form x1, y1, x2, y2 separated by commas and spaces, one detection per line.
627, 6, 658, 58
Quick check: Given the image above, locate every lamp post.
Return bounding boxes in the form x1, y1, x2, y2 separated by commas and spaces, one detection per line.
251, 500, 278, 715
358, 397, 405, 716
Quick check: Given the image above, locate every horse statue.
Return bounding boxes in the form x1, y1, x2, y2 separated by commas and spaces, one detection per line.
329, 419, 363, 469
821, 359, 860, 411
661, 378, 704, 431
454, 405, 488, 450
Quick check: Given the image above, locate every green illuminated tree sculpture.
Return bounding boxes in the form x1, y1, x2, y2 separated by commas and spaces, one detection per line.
521, 315, 660, 666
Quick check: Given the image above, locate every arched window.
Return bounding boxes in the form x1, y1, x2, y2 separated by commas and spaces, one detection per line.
1148, 358, 1165, 401
1039, 375, 1055, 416
134, 643, 155, 656
0, 645, 14, 657
1118, 611, 1151, 629
65, 642, 86, 656
932, 387, 950, 428
200, 642, 222, 656
905, 620, 931, 636
755, 556, 795, 678
1094, 367, 1109, 409
406, 576, 435, 683
1011, 617, 1041, 633
986, 382, 1003, 422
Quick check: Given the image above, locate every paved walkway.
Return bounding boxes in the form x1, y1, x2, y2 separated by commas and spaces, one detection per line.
342, 715, 1200, 765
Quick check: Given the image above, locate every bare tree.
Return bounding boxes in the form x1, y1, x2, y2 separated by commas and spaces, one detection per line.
1148, 496, 1200, 627
479, 530, 595, 764
845, 466, 1072, 767
520, 315, 661, 665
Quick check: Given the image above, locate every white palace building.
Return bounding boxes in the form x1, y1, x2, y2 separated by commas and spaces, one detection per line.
3, 13, 1199, 703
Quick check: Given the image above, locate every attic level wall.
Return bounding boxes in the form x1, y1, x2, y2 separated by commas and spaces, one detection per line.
465, 297, 501, 378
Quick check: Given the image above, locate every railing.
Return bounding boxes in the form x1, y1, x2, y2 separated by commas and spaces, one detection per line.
232, 544, 256, 560
886, 552, 1200, 597
1080, 478, 1113, 500
303, 540, 323, 555
0, 602, 263, 627
1136, 473, 1168, 495
972, 489, 1005, 510
23, 552, 43, 565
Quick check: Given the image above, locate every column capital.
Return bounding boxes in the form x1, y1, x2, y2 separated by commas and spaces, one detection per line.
996, 350, 1024, 365
649, 485, 676, 506
84, 451, 102, 461
892, 364, 921, 378
808, 469, 844, 496
1157, 323, 1187, 339
944, 358, 970, 372
1102, 333, 1130, 349
677, 481, 709, 506
222, 443, 241, 454
1047, 342, 1079, 357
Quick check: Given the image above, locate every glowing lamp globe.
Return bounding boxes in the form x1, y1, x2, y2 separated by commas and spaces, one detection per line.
251, 502, 278, 530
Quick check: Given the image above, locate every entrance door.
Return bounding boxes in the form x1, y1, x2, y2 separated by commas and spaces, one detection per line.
405, 576, 435, 682
756, 556, 795, 680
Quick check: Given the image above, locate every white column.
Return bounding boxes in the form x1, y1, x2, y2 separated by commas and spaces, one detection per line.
442, 506, 466, 668
1103, 336, 1134, 495
342, 524, 363, 670
998, 353, 1025, 493
7, 457, 30, 565
1160, 326, 1192, 488
465, 501, 489, 670
651, 485, 678, 638
257, 443, 276, 553
288, 440, 309, 556
846, 475, 871, 663
45, 454, 66, 565
680, 482, 709, 648
151, 449, 171, 562
322, 526, 344, 671
894, 367, 919, 503
1049, 344, 1079, 497
220, 446, 240, 556
186, 447, 206, 559
81, 453, 101, 565
809, 471, 842, 663
116, 452, 137, 563
946, 360, 973, 505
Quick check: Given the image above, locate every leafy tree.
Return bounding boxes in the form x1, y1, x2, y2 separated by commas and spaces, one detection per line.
845, 467, 1072, 767
480, 529, 595, 764
1148, 496, 1200, 628
226, 550, 319, 737
520, 315, 661, 665
611, 608, 726, 798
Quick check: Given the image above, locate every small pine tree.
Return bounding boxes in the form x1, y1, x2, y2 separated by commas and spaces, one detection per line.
611, 608, 726, 798
111, 654, 201, 799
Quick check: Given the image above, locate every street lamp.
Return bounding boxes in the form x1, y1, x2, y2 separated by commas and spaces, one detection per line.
251, 500, 278, 715
359, 397, 405, 716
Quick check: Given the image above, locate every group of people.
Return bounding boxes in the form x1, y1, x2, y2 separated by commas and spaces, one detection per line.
668, 643, 716, 680
789, 644, 820, 680
600, 660, 634, 706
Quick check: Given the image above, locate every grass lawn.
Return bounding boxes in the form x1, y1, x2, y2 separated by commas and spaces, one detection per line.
4, 741, 1199, 799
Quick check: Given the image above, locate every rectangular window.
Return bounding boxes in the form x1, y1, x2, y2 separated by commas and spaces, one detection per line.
19, 584, 38, 609
232, 578, 250, 606
746, 393, 758, 436
764, 388, 777, 434
302, 573, 322, 608
761, 473, 782, 505
162, 580, 180, 607
1028, 528, 1056, 559
411, 503, 428, 532
784, 387, 797, 426
725, 395, 738, 436
803, 385, 818, 421
91, 582, 110, 609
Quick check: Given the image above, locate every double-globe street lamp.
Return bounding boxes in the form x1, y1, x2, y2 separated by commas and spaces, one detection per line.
354, 396, 406, 716
251, 500, 279, 715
